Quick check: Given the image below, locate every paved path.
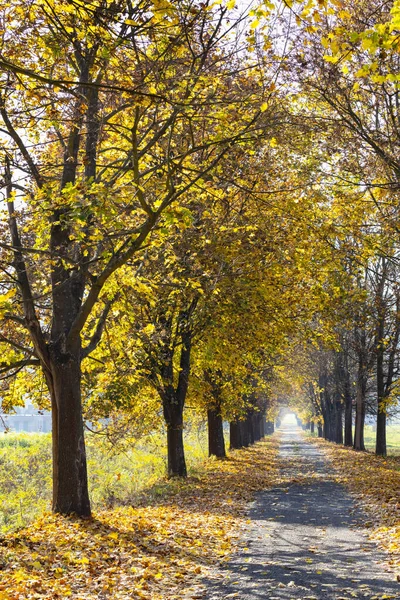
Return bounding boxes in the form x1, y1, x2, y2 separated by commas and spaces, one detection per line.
206, 425, 399, 600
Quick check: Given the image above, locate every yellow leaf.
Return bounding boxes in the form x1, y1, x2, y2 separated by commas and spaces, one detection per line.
323, 55, 339, 64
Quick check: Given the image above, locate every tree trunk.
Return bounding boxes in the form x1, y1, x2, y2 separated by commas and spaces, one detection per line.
252, 413, 260, 442
162, 328, 192, 477
334, 402, 343, 444
167, 425, 186, 477
317, 423, 323, 437
208, 407, 226, 458
259, 413, 265, 438
344, 352, 353, 447
49, 345, 90, 516
230, 420, 243, 449
247, 412, 255, 445
354, 324, 368, 452
376, 318, 387, 456
376, 408, 387, 457
163, 390, 187, 477
310, 421, 315, 434
354, 360, 366, 452
266, 420, 275, 434
322, 407, 331, 441
375, 262, 387, 456
164, 389, 187, 476
240, 419, 250, 447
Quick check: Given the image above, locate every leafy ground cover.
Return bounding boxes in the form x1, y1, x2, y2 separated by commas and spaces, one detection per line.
313, 437, 400, 572
0, 436, 280, 599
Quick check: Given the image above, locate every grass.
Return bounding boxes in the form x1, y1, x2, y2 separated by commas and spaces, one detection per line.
0, 423, 220, 534
363, 424, 400, 455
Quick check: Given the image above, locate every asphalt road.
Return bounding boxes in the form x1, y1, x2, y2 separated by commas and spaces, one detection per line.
205, 425, 399, 600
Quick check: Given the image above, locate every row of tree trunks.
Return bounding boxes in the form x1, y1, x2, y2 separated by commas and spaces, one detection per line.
228, 410, 271, 451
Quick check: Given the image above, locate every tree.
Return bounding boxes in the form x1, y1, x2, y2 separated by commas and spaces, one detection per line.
0, 0, 270, 513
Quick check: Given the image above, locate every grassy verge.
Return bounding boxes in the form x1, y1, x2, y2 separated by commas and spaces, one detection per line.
0, 436, 280, 599
312, 437, 400, 571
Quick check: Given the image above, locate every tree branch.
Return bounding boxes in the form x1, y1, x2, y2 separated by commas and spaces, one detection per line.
81, 297, 116, 360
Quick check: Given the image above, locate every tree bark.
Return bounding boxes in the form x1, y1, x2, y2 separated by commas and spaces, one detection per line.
376, 409, 386, 456
334, 403, 343, 444
354, 339, 367, 451
164, 390, 187, 477
208, 407, 226, 458
230, 420, 243, 449
344, 350, 353, 447
247, 412, 255, 445
265, 420, 274, 435
161, 327, 192, 477
167, 425, 186, 477
49, 342, 90, 515
240, 418, 250, 447
376, 328, 387, 456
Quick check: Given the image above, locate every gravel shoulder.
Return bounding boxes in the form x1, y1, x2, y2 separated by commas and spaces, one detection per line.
205, 425, 399, 600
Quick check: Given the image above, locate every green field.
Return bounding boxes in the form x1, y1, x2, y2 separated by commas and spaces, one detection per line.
0, 424, 215, 534
363, 424, 400, 454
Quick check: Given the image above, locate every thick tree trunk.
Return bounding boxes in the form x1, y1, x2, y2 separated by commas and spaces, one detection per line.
164, 399, 187, 477
240, 419, 250, 447
49, 345, 90, 516
162, 327, 192, 477
252, 413, 260, 442
230, 420, 243, 449
163, 388, 187, 477
376, 409, 387, 457
208, 407, 226, 458
247, 413, 255, 445
167, 425, 186, 477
